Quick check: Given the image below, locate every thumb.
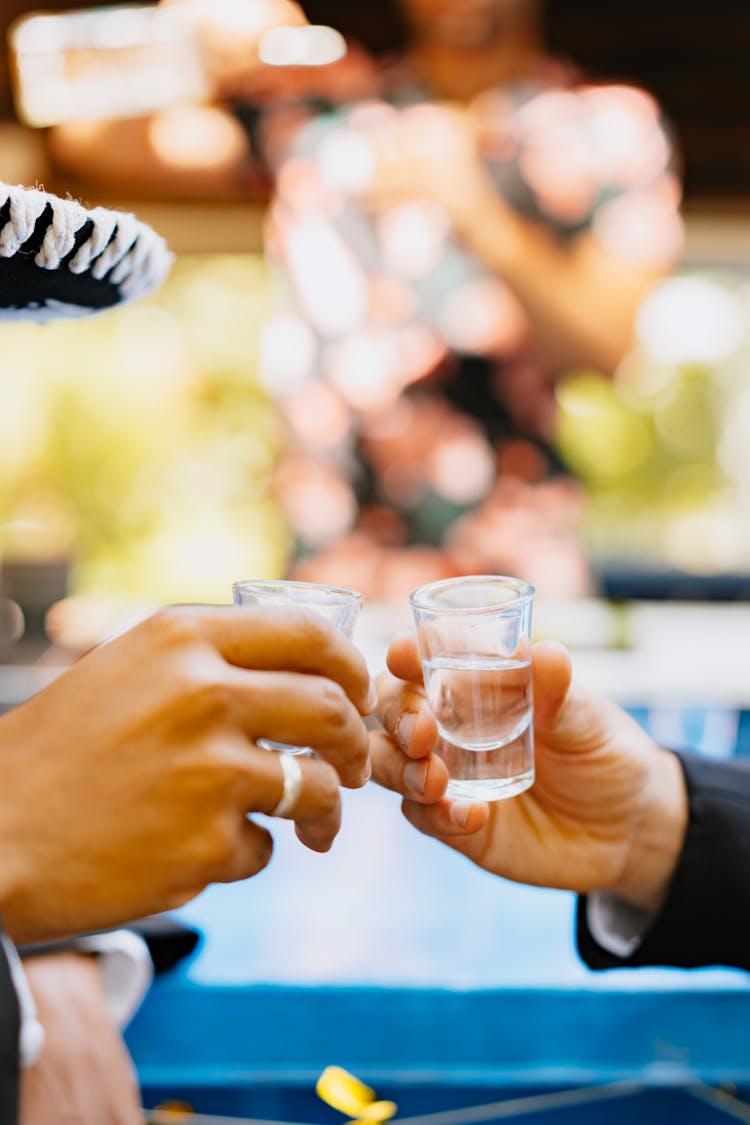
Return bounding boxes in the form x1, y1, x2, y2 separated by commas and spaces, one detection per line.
532, 640, 572, 731
533, 640, 623, 753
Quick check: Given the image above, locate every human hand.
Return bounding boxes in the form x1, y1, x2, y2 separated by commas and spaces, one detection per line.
0, 605, 373, 943
361, 103, 502, 235
372, 635, 687, 913
19, 951, 142, 1125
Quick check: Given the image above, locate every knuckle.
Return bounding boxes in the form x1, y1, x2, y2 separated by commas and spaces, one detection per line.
272, 605, 327, 646
318, 678, 348, 719
183, 676, 234, 722
319, 625, 347, 669
295, 609, 346, 665
147, 605, 203, 650
295, 606, 331, 642
175, 749, 236, 809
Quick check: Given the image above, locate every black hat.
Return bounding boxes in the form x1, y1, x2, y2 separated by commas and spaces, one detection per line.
0, 182, 173, 321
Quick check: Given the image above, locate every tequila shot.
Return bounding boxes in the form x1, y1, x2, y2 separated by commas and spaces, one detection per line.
410, 575, 535, 801
232, 579, 363, 755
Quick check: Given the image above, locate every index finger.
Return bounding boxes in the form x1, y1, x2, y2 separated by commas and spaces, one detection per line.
376, 667, 438, 759
166, 604, 375, 716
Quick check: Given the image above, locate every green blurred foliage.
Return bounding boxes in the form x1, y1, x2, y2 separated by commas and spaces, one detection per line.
557, 360, 731, 568
0, 254, 290, 603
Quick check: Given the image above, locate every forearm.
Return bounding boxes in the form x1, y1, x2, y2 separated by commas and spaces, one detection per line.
579, 753, 750, 971
456, 191, 654, 376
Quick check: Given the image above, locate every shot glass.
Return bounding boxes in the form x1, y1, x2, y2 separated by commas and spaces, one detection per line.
232, 579, 364, 755
410, 575, 535, 802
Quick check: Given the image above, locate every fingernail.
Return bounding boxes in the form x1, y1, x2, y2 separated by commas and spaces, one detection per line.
360, 760, 372, 786
449, 800, 473, 828
403, 759, 428, 797
397, 713, 417, 750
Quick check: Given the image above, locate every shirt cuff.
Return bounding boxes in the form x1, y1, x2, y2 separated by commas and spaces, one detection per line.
585, 891, 656, 960
75, 929, 153, 1030
0, 934, 44, 1067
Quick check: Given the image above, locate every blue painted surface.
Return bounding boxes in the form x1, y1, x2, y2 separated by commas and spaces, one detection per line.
127, 709, 750, 1118
736, 710, 750, 757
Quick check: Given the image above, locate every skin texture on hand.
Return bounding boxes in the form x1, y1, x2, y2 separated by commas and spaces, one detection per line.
19, 952, 141, 1125
372, 635, 688, 913
0, 605, 374, 943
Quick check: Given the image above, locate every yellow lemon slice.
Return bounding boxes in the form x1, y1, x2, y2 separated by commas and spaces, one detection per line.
316, 1066, 397, 1121
353, 1100, 398, 1122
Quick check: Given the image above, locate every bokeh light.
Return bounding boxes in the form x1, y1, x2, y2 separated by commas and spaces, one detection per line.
149, 104, 247, 170
636, 277, 745, 367
557, 270, 750, 574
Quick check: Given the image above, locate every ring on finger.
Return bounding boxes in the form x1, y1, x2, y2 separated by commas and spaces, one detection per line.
270, 752, 304, 818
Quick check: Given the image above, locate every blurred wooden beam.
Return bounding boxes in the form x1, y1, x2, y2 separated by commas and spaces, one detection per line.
3, 121, 750, 262
683, 202, 750, 267
0, 122, 266, 253
99, 200, 265, 254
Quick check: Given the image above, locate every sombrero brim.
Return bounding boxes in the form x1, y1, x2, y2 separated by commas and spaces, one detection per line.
0, 183, 173, 321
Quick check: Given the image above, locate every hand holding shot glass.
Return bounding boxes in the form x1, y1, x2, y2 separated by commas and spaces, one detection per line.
409, 576, 535, 801
232, 580, 364, 755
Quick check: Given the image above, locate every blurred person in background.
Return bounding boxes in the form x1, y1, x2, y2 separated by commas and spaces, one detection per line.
44, 0, 684, 601
253, 0, 685, 598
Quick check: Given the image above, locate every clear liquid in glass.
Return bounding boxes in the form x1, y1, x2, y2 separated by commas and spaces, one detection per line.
423, 655, 534, 800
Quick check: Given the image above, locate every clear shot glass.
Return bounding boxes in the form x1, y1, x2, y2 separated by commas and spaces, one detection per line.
232, 579, 364, 755
410, 575, 535, 802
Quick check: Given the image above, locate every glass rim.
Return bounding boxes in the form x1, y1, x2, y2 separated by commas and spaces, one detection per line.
232, 578, 364, 606
409, 574, 534, 614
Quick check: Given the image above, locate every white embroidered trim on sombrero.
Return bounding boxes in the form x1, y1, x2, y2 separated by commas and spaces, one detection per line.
0, 184, 173, 304
0, 298, 99, 322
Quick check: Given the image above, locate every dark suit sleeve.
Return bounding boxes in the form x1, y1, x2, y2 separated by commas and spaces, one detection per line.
19, 916, 200, 975
0, 931, 20, 1125
578, 752, 750, 972
127, 916, 200, 974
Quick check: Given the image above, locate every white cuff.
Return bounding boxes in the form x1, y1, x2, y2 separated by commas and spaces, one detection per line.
1, 934, 44, 1067
586, 891, 655, 959
75, 930, 153, 1030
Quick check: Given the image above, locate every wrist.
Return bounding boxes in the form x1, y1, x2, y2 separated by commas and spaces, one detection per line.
610, 748, 688, 914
